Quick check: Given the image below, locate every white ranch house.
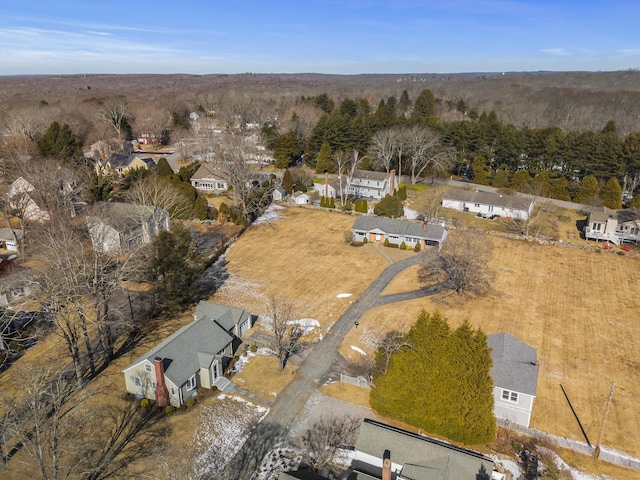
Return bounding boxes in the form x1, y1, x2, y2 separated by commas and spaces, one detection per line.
488, 332, 538, 428
441, 188, 535, 220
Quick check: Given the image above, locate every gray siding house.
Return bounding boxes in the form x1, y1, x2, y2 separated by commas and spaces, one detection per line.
122, 301, 256, 407
488, 333, 539, 428
442, 189, 535, 221
190, 163, 229, 193
352, 419, 500, 480
352, 216, 448, 250
347, 169, 398, 200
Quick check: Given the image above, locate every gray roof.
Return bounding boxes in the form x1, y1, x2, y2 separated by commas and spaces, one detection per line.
89, 202, 164, 236
0, 228, 22, 241
442, 188, 534, 212
352, 215, 447, 243
125, 302, 253, 387
191, 162, 228, 181
351, 169, 390, 181
278, 471, 331, 480
588, 206, 640, 225
355, 419, 494, 480
488, 333, 538, 396
105, 153, 154, 169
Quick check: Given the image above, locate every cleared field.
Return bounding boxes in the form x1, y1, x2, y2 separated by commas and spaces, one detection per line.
340, 231, 640, 458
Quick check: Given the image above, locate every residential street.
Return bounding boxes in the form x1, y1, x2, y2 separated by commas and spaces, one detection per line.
224, 251, 435, 479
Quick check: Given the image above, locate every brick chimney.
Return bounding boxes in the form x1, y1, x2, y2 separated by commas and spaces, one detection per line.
154, 357, 170, 407
389, 170, 396, 197
382, 449, 391, 480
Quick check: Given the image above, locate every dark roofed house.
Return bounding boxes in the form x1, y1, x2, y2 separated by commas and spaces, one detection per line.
488, 333, 538, 428
96, 153, 155, 175
122, 301, 256, 407
190, 163, 229, 193
441, 189, 535, 220
352, 419, 501, 480
352, 216, 448, 250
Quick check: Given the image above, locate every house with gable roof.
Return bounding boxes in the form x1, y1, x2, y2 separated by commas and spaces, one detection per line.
190, 163, 229, 193
583, 206, 640, 245
122, 301, 256, 407
95, 153, 155, 176
441, 188, 535, 221
347, 169, 398, 200
351, 216, 448, 250
488, 332, 539, 428
351, 418, 502, 480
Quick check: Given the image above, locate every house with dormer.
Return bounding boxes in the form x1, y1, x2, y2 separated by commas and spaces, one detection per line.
122, 301, 256, 407
96, 153, 155, 176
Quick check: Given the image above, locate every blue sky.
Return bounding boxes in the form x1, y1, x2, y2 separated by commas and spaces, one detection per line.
1, 1, 639, 75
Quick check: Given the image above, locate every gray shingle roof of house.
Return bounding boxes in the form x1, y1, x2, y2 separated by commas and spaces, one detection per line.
351, 169, 390, 181
589, 206, 640, 225
191, 162, 227, 181
105, 153, 154, 169
488, 333, 538, 396
124, 303, 251, 387
194, 301, 253, 332
352, 215, 447, 243
442, 188, 534, 212
89, 202, 163, 237
355, 419, 494, 480
0, 228, 22, 241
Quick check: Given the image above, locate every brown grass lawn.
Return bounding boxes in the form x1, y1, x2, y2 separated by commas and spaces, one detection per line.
210, 207, 394, 332
341, 231, 640, 459
232, 354, 297, 401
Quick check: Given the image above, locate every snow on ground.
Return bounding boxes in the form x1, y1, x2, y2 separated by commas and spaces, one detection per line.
351, 345, 367, 355
288, 318, 320, 335
337, 293, 352, 298
537, 447, 600, 480
254, 204, 285, 225
215, 272, 266, 305
231, 347, 276, 373
492, 457, 521, 479
404, 205, 420, 219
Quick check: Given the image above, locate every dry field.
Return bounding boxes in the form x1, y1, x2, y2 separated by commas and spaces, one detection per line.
340, 230, 640, 459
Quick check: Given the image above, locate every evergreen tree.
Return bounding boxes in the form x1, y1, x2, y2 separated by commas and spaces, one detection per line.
410, 89, 436, 123
398, 89, 411, 116
550, 177, 571, 201
273, 130, 301, 169
315, 141, 335, 173
491, 169, 510, 188
601, 177, 623, 209
510, 170, 532, 192
575, 174, 600, 205
156, 157, 174, 177
37, 121, 82, 161
471, 156, 490, 186
282, 168, 294, 195
370, 311, 495, 445
374, 195, 404, 218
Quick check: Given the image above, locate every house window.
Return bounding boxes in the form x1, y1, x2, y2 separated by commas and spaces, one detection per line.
593, 223, 601, 231
152, 382, 156, 389
134, 376, 142, 387
171, 387, 175, 395
186, 375, 197, 391
502, 389, 518, 402
475, 203, 480, 207
145, 364, 152, 373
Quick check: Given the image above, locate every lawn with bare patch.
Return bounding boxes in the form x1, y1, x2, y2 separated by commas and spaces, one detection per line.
231, 354, 297, 401
341, 231, 640, 458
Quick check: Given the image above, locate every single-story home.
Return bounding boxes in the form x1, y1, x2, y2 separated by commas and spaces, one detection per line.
584, 206, 640, 245
190, 163, 229, 193
272, 186, 287, 202
123, 301, 256, 407
347, 169, 398, 200
441, 189, 535, 221
0, 228, 20, 262
488, 332, 538, 429
313, 174, 344, 199
96, 153, 155, 176
87, 202, 169, 253
351, 419, 502, 480
351, 216, 448, 250
292, 191, 311, 205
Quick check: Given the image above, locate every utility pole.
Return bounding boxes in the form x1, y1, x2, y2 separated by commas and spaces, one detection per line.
594, 382, 615, 458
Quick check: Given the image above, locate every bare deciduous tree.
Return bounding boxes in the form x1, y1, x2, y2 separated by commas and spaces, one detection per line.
421, 231, 494, 300
267, 296, 304, 371
405, 125, 455, 184
370, 128, 396, 173
297, 415, 362, 474
124, 175, 192, 219
98, 100, 132, 141
135, 104, 172, 146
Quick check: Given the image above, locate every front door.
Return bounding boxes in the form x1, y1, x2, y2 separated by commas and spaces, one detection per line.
375, 234, 382, 243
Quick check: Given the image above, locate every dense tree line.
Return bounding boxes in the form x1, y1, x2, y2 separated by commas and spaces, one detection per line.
370, 310, 495, 445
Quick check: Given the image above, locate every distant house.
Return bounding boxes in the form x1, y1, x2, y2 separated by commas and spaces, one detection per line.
272, 187, 287, 202
0, 267, 32, 307
351, 216, 448, 250
488, 333, 538, 429
87, 202, 169, 253
6, 177, 50, 222
96, 153, 155, 176
190, 163, 229, 193
122, 301, 256, 407
292, 191, 311, 205
313, 175, 343, 199
584, 206, 640, 245
0, 228, 20, 262
351, 419, 501, 480
441, 189, 535, 221
347, 169, 398, 200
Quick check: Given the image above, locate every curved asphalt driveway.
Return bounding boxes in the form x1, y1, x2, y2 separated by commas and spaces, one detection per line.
225, 250, 438, 479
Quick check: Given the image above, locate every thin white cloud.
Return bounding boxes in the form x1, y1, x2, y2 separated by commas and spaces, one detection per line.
541, 48, 570, 56
84, 30, 112, 37
617, 48, 640, 57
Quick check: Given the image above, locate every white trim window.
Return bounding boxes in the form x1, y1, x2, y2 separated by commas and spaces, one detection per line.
134, 376, 142, 387
145, 364, 152, 373
186, 374, 197, 391
502, 389, 518, 402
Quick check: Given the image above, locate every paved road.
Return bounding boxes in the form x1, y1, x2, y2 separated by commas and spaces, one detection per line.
224, 252, 435, 479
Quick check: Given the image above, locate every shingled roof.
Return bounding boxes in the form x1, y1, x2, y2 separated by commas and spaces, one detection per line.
442, 188, 534, 212
488, 333, 538, 396
352, 215, 447, 243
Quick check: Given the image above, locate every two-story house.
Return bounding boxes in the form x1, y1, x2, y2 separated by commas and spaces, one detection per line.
347, 170, 398, 200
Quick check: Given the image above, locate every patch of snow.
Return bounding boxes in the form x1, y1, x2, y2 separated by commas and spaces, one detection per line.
288, 318, 320, 335
254, 204, 285, 225
231, 349, 257, 373
404, 205, 420, 219
337, 293, 352, 298
492, 457, 521, 479
270, 391, 277, 397
351, 345, 367, 356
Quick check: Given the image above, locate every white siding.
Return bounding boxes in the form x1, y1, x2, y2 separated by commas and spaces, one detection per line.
492, 386, 534, 428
